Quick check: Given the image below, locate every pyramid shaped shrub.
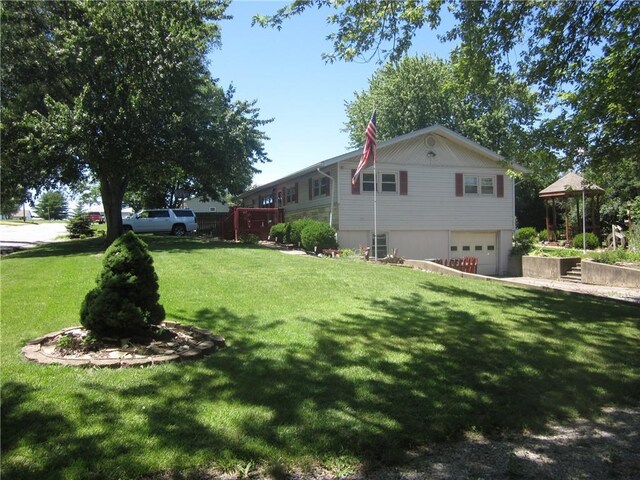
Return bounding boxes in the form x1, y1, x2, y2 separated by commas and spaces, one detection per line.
80, 231, 165, 337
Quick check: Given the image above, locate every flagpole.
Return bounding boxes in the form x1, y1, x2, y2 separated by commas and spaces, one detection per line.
373, 159, 378, 262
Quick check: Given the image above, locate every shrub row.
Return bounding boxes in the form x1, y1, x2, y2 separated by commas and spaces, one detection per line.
270, 219, 337, 251
515, 227, 602, 253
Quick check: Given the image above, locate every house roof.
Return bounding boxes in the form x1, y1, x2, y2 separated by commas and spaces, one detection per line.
539, 171, 605, 198
241, 125, 529, 197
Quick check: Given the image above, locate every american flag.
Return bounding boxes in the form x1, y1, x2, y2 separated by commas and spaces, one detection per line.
352, 110, 377, 185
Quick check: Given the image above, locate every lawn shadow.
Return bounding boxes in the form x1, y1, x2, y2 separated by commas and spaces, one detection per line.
1, 381, 129, 480
2, 285, 638, 478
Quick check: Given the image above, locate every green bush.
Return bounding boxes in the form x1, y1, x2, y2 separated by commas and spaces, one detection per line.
572, 232, 599, 250
592, 249, 633, 265
80, 231, 165, 337
66, 206, 94, 239
289, 218, 316, 246
269, 223, 287, 243
300, 221, 337, 251
513, 226, 538, 254
538, 229, 549, 242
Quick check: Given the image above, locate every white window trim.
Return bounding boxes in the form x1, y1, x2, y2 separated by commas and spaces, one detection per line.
464, 175, 495, 196
371, 232, 388, 258
360, 171, 399, 194
312, 178, 329, 198
286, 186, 296, 203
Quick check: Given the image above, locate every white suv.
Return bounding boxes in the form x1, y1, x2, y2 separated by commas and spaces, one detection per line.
123, 209, 197, 236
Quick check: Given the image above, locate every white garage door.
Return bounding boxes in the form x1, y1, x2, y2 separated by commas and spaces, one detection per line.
450, 231, 498, 276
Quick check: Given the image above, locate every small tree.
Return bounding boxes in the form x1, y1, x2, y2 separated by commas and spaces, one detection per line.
66, 205, 94, 238
80, 231, 165, 338
35, 190, 68, 220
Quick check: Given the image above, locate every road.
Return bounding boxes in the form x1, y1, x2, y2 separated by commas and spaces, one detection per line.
0, 222, 69, 253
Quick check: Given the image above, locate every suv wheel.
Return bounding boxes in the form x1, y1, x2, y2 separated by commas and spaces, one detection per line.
172, 224, 186, 236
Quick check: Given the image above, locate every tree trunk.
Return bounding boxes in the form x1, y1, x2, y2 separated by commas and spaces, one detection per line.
100, 176, 127, 245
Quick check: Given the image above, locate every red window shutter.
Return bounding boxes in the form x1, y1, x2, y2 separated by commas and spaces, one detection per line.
351, 169, 360, 195
400, 171, 408, 195
308, 178, 313, 200
294, 183, 298, 202
455, 173, 463, 197
497, 174, 504, 198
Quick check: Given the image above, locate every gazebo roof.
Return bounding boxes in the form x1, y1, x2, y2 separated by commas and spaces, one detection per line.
539, 172, 604, 198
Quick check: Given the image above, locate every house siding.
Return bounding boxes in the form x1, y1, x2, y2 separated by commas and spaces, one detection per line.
240, 127, 519, 275
337, 168, 513, 231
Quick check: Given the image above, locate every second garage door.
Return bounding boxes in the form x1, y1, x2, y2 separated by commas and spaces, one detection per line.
450, 231, 498, 276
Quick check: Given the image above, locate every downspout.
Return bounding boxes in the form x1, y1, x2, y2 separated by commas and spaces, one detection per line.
316, 168, 335, 228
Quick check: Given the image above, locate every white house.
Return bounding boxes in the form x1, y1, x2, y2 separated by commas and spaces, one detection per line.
182, 198, 229, 214
240, 125, 527, 275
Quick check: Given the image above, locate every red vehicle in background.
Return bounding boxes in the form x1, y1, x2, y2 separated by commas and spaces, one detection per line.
88, 211, 105, 223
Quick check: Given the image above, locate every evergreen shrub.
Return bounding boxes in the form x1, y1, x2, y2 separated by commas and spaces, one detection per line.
289, 218, 316, 246
301, 221, 338, 251
66, 206, 94, 238
513, 227, 538, 254
80, 231, 165, 337
269, 223, 287, 243
572, 232, 600, 250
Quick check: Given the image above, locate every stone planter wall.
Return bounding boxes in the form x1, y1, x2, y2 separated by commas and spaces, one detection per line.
522, 256, 581, 280
582, 260, 640, 288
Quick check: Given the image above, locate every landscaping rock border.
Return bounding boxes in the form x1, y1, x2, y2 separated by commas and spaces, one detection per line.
22, 321, 226, 368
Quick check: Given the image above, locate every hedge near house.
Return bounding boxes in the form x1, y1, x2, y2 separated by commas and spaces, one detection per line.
80, 231, 165, 337
301, 222, 338, 251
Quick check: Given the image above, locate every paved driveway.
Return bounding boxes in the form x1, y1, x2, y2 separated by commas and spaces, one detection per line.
0, 222, 68, 253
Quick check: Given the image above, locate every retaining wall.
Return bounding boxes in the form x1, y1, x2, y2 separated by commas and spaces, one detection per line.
582, 260, 640, 288
521, 256, 581, 280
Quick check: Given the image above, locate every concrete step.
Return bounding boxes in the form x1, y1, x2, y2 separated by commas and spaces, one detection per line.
562, 263, 582, 283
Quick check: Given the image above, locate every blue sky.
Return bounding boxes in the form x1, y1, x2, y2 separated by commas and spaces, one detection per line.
209, 1, 456, 186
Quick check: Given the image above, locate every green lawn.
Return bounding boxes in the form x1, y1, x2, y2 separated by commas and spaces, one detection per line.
1, 236, 638, 479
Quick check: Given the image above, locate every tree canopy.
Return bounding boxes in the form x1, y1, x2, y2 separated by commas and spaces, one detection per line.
2, 0, 270, 243
34, 190, 68, 220
344, 55, 541, 165
256, 0, 639, 226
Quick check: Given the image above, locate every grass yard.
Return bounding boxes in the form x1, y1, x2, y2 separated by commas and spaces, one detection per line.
1, 236, 639, 479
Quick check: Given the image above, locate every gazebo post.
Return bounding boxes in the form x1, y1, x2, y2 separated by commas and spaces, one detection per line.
552, 198, 557, 241
545, 200, 550, 241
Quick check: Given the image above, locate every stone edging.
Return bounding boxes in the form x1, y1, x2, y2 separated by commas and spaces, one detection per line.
21, 321, 226, 368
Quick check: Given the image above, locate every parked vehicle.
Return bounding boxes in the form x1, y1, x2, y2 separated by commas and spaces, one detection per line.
88, 211, 105, 224
122, 209, 197, 236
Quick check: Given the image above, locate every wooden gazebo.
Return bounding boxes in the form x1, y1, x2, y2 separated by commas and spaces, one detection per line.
539, 172, 604, 242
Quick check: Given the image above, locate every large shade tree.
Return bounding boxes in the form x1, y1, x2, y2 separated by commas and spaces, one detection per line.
2, 0, 269, 243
